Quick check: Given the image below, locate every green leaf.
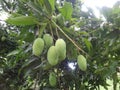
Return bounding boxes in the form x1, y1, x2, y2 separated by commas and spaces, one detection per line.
6, 16, 38, 26
112, 43, 120, 51
38, 23, 47, 37
44, 0, 52, 14
27, 1, 43, 14
7, 50, 20, 56
37, 0, 44, 6
59, 2, 73, 20
84, 38, 92, 51
67, 42, 78, 59
20, 58, 41, 77
48, 0, 55, 11
112, 7, 120, 14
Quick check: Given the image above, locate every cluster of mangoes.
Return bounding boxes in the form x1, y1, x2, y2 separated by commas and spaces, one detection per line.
48, 54, 87, 87
47, 38, 66, 66
32, 34, 87, 87
32, 34, 66, 66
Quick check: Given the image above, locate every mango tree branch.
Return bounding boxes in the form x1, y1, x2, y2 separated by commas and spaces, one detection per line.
51, 20, 89, 57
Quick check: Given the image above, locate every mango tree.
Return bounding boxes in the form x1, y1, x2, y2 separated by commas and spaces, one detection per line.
0, 0, 120, 90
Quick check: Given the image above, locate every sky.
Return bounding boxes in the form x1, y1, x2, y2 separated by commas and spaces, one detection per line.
84, 0, 119, 8
0, 11, 8, 21
82, 0, 120, 18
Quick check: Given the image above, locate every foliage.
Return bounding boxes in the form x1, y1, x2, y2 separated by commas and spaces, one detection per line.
0, 0, 120, 90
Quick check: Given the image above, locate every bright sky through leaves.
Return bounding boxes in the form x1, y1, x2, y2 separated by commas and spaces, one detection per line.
84, 0, 119, 8
0, 0, 120, 20
0, 11, 8, 21
82, 0, 120, 18
68, 62, 76, 70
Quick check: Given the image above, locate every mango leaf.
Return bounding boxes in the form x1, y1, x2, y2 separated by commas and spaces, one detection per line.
19, 57, 41, 77
7, 49, 20, 56
59, 2, 73, 20
37, 0, 44, 6
112, 7, 120, 14
67, 42, 78, 59
112, 43, 120, 51
44, 0, 52, 14
48, 0, 55, 11
27, 1, 43, 14
38, 23, 47, 37
6, 16, 38, 26
84, 38, 92, 51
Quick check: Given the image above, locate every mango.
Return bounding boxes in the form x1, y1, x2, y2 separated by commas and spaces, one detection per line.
49, 72, 57, 87
47, 46, 59, 66
32, 38, 44, 57
55, 39, 66, 61
1, 36, 6, 41
77, 55, 87, 71
56, 14, 64, 26
43, 34, 53, 48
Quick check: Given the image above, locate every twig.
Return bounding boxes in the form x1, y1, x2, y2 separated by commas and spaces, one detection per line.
51, 20, 89, 57
49, 24, 54, 39
56, 27, 60, 38
33, 73, 39, 90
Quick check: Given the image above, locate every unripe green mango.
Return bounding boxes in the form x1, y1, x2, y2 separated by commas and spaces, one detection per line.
1, 36, 6, 41
49, 72, 57, 87
43, 34, 53, 48
77, 55, 87, 71
32, 38, 44, 57
47, 46, 59, 66
55, 39, 66, 61
56, 14, 64, 26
